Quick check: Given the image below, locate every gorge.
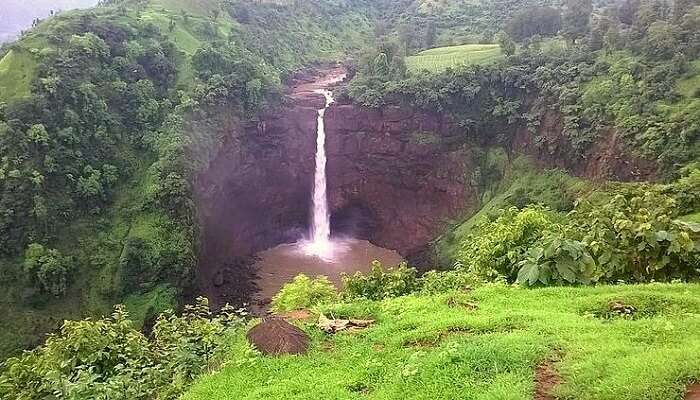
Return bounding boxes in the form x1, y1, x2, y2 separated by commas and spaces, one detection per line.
192, 66, 655, 309
2, 0, 700, 396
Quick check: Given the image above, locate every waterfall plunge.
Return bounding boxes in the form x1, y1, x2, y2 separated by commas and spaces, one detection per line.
302, 89, 336, 259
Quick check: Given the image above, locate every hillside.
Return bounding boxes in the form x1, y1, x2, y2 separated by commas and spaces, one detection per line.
0, 0, 699, 398
182, 283, 700, 400
0, 0, 376, 358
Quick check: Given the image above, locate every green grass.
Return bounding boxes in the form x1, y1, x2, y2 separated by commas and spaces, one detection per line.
182, 283, 700, 400
406, 44, 502, 73
0, 49, 37, 101
681, 211, 700, 224
677, 60, 700, 99
148, 0, 223, 17
123, 283, 176, 327
140, 11, 204, 56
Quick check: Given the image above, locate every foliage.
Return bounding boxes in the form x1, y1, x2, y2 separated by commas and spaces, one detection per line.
0, 298, 244, 400
182, 283, 700, 400
371, 0, 562, 49
562, 0, 593, 42
338, 261, 484, 299
342, 261, 419, 300
270, 274, 337, 313
457, 175, 700, 286
505, 6, 562, 42
517, 233, 597, 285
418, 268, 483, 295
457, 206, 557, 281
23, 243, 73, 296
222, 0, 375, 74
570, 186, 700, 282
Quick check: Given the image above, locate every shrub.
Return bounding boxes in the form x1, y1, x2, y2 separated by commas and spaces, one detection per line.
571, 188, 700, 282
516, 233, 597, 286
271, 274, 337, 312
419, 268, 482, 295
342, 261, 419, 300
0, 298, 244, 400
458, 179, 700, 287
23, 243, 73, 296
457, 206, 557, 281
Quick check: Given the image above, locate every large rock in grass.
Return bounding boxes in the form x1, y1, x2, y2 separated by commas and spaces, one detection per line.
246, 317, 309, 355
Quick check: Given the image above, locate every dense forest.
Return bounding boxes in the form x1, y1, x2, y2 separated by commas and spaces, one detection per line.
0, 0, 699, 398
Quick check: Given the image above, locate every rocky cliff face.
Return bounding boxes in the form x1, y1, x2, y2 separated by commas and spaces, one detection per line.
192, 103, 318, 305
510, 110, 657, 182
325, 105, 477, 256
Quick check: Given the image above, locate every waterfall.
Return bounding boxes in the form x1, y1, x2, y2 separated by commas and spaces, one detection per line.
303, 89, 334, 258
311, 89, 333, 244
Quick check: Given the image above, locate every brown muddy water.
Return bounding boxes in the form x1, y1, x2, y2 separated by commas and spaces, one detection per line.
253, 238, 403, 303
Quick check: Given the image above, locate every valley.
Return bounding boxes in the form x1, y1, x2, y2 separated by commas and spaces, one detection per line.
0, 0, 699, 398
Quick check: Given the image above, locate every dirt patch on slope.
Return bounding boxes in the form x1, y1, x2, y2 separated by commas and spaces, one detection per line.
686, 383, 700, 400
534, 362, 562, 400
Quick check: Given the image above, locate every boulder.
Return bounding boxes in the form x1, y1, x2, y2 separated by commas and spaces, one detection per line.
246, 317, 310, 355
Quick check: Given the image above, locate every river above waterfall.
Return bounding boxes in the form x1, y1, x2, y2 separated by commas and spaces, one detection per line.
252, 238, 403, 303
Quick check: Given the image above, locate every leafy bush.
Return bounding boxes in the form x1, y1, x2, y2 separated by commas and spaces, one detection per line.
0, 298, 244, 400
457, 177, 700, 286
517, 233, 596, 286
23, 243, 73, 296
571, 187, 700, 282
342, 261, 419, 300
271, 274, 337, 312
457, 206, 557, 281
419, 268, 483, 295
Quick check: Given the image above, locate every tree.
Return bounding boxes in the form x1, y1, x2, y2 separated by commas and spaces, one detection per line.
506, 6, 562, 42
23, 244, 73, 296
424, 21, 437, 48
496, 31, 516, 56
563, 0, 593, 43
617, 0, 641, 24
643, 21, 681, 58
673, 0, 700, 21
397, 23, 415, 54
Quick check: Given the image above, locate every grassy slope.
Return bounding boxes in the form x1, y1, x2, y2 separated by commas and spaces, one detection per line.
0, 48, 37, 101
406, 44, 502, 72
183, 283, 700, 400
434, 154, 590, 266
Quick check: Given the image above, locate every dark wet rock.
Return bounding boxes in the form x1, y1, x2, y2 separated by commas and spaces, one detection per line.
213, 271, 224, 287
246, 317, 310, 355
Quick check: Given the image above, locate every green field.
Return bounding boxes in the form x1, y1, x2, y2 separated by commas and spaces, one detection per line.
406, 44, 503, 72
182, 283, 700, 400
0, 49, 37, 102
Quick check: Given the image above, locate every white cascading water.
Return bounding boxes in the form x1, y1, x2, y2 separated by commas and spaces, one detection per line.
302, 89, 335, 259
